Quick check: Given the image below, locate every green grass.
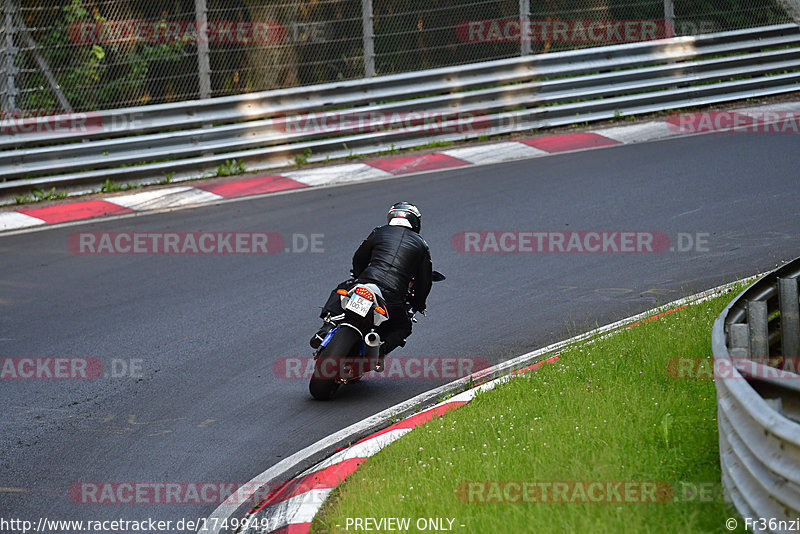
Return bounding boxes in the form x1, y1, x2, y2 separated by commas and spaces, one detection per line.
14, 186, 68, 204
98, 178, 139, 193
411, 140, 454, 150
313, 286, 748, 533
216, 159, 247, 176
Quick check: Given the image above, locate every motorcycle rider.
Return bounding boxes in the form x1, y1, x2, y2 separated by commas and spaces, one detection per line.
311, 202, 433, 366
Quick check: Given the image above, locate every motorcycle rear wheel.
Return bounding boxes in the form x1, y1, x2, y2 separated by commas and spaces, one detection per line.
309, 327, 361, 400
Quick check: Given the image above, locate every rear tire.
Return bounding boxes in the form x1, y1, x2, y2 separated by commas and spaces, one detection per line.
309, 327, 360, 400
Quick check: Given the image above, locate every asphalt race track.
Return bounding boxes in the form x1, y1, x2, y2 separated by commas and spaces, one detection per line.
2, 131, 799, 530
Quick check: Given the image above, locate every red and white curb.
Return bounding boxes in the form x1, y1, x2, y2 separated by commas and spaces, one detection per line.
0, 122, 674, 234
236, 357, 559, 534
199, 277, 758, 534
4, 100, 798, 234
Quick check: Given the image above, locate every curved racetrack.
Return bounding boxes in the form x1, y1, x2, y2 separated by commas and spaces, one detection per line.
2, 131, 800, 529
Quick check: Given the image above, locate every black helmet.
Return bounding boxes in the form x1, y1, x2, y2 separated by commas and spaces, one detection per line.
387, 202, 422, 233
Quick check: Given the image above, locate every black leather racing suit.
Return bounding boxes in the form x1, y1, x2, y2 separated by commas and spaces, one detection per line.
325, 224, 432, 355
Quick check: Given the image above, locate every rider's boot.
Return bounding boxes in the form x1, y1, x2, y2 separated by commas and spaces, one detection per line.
373, 340, 402, 372
310, 314, 340, 349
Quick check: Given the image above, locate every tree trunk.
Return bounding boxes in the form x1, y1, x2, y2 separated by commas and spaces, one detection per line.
776, 0, 800, 23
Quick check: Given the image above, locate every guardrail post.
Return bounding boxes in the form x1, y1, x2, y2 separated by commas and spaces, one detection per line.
779, 277, 800, 358
519, 0, 530, 56
362, 0, 375, 77
664, 0, 675, 37
1, 0, 19, 113
195, 0, 212, 100
747, 300, 769, 362
715, 260, 800, 532
728, 323, 750, 358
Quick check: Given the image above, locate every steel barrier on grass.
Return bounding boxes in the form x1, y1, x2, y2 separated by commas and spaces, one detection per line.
712, 258, 800, 533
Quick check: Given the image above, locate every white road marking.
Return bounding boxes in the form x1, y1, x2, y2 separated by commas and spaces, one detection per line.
282, 164, 392, 186
0, 212, 46, 231
441, 142, 547, 164
104, 186, 223, 211
596, 121, 677, 144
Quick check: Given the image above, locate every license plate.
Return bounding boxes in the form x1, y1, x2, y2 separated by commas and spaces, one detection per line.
345, 294, 373, 317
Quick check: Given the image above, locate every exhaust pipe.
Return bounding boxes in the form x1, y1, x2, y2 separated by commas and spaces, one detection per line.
364, 332, 381, 360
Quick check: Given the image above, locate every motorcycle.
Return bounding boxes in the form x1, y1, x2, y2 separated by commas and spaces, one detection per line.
308, 271, 445, 400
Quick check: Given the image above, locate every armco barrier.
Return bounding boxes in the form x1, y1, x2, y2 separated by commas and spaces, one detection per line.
712, 258, 800, 533
1, 24, 800, 201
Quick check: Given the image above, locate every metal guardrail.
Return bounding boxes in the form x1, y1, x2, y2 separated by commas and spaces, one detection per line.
1, 23, 800, 201
712, 258, 800, 533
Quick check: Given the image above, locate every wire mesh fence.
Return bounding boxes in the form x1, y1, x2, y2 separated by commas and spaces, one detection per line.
0, 0, 794, 115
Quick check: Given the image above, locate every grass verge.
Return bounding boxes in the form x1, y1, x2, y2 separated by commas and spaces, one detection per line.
312, 285, 749, 533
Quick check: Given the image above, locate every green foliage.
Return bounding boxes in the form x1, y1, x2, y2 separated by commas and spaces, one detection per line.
294, 148, 313, 166
22, 0, 189, 113
15, 187, 68, 204
98, 178, 136, 193
373, 0, 518, 75
216, 159, 247, 176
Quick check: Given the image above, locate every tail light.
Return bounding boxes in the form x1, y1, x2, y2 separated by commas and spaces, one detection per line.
354, 287, 374, 301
